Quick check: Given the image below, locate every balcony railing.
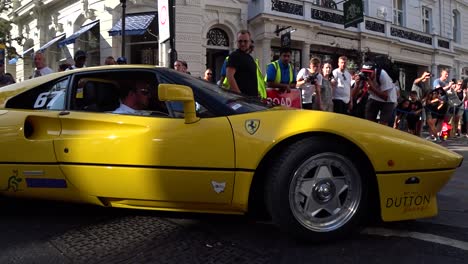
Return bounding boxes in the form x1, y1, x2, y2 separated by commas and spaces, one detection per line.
248, 0, 451, 51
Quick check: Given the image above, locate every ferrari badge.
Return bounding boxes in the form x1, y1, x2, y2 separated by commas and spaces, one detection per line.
245, 119, 260, 135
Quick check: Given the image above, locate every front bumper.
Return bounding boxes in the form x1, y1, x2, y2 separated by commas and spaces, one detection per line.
377, 169, 455, 221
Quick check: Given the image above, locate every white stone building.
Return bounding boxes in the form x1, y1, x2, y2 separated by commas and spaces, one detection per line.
4, 0, 468, 91
6, 0, 248, 81
249, 0, 468, 91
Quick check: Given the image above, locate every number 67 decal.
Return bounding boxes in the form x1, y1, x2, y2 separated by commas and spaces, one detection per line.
33, 91, 64, 109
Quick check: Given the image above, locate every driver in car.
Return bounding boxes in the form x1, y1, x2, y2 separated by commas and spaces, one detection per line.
113, 81, 151, 115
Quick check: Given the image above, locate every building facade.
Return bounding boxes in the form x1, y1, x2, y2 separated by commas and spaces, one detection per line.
6, 0, 248, 81
3, 0, 468, 90
249, 0, 468, 91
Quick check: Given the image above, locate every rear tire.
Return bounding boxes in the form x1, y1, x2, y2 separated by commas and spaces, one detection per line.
265, 137, 368, 241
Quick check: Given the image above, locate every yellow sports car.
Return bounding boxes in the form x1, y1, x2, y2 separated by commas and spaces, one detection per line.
0, 65, 462, 241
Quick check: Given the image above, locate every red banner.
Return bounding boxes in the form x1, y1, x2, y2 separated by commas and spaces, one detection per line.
266, 88, 302, 109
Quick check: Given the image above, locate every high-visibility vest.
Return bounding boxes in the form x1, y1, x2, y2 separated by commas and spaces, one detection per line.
255, 59, 266, 99
223, 56, 266, 99
265, 60, 293, 84
221, 56, 230, 89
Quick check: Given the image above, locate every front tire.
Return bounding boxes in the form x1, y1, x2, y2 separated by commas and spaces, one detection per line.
266, 137, 368, 241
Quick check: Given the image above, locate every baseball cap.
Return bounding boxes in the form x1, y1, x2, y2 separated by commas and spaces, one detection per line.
117, 57, 127, 64
362, 61, 377, 71
74, 50, 87, 60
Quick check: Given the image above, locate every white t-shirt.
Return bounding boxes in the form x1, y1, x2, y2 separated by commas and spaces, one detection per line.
296, 68, 323, 104
388, 83, 399, 104
332, 68, 352, 104
368, 69, 394, 102
32, 67, 54, 78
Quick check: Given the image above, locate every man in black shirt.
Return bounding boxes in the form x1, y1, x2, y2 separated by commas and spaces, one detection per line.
226, 30, 258, 97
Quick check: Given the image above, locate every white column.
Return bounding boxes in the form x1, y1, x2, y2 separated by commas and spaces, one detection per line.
259, 38, 272, 75
302, 42, 310, 68
431, 64, 438, 85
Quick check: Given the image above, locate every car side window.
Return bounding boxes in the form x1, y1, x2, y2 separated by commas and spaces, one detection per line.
156, 74, 215, 118
5, 78, 69, 110
166, 101, 213, 118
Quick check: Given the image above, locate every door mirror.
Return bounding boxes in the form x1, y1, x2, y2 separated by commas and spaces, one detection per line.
158, 84, 200, 124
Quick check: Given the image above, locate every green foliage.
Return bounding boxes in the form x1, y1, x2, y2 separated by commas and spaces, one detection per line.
0, 1, 23, 58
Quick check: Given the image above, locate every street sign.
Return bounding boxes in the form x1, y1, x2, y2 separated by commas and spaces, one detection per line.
158, 0, 170, 43
344, 0, 364, 29
266, 88, 302, 108
281, 32, 291, 48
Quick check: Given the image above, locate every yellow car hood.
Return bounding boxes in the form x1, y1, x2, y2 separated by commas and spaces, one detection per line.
228, 109, 462, 172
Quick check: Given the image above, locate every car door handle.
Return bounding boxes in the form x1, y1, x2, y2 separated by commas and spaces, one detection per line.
59, 111, 70, 116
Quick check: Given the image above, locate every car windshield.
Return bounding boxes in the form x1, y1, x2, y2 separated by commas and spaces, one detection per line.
159, 68, 272, 114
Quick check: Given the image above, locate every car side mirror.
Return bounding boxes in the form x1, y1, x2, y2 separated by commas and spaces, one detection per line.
158, 84, 200, 124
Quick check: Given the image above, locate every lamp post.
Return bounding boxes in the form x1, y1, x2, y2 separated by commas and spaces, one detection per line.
168, 0, 176, 67
120, 0, 127, 58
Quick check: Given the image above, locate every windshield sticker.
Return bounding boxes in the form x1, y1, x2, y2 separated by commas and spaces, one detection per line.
33, 90, 65, 109
231, 103, 242, 110
211, 181, 226, 194
245, 119, 260, 135
1, 170, 22, 192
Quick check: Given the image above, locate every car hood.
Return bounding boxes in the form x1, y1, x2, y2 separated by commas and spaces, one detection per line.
228, 109, 462, 172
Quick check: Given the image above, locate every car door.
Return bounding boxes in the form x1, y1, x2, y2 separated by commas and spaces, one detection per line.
0, 77, 69, 196
54, 71, 236, 208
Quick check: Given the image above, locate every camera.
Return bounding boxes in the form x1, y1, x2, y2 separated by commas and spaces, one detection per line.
424, 71, 435, 77
358, 69, 373, 81
306, 72, 319, 84
359, 61, 378, 81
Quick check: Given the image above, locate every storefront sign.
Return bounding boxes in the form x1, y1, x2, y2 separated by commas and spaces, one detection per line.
266, 88, 302, 108
344, 0, 364, 28
281, 32, 291, 48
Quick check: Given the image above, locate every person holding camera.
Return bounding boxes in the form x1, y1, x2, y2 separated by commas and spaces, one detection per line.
265, 47, 296, 94
350, 73, 368, 118
433, 69, 452, 95
359, 61, 396, 126
412, 71, 431, 100
411, 71, 431, 136
296, 57, 323, 110
332, 56, 352, 114
432, 69, 453, 138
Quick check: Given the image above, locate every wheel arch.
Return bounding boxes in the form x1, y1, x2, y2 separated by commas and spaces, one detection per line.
247, 132, 380, 220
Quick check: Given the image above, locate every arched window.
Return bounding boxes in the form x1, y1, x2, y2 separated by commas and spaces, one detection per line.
207, 28, 229, 47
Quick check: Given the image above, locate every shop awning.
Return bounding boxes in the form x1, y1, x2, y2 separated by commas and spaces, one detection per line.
21, 46, 34, 57
8, 57, 18, 65
58, 20, 99, 47
39, 34, 66, 52
108, 12, 156, 36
